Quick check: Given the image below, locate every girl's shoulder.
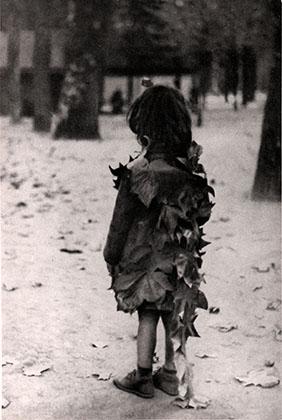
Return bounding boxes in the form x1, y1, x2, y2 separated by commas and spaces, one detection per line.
109, 141, 215, 208
129, 155, 214, 208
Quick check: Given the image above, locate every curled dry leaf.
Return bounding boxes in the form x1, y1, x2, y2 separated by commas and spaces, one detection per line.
195, 353, 217, 359
253, 285, 263, 292
273, 325, 282, 342
266, 300, 281, 311
16, 201, 27, 208
209, 306, 220, 314
189, 395, 210, 409
2, 396, 10, 409
60, 248, 83, 254
173, 395, 210, 409
91, 341, 108, 349
92, 371, 112, 381
2, 283, 18, 292
2, 356, 14, 367
235, 368, 280, 388
22, 364, 51, 377
32, 282, 42, 288
219, 217, 230, 223
251, 265, 270, 273
210, 324, 238, 333
264, 360, 275, 368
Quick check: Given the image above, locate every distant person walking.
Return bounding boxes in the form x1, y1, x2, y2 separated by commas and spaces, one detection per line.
104, 85, 214, 399
110, 89, 124, 114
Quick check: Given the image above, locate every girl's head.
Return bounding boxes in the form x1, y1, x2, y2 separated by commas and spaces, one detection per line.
127, 85, 192, 156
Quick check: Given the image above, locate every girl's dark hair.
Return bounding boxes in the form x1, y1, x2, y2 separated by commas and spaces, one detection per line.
127, 85, 192, 156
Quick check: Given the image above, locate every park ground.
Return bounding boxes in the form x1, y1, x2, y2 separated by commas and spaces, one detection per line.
1, 94, 281, 420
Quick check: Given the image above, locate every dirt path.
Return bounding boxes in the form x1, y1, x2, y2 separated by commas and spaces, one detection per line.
1, 96, 281, 420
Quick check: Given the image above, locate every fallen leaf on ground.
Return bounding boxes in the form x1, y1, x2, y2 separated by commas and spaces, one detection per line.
44, 191, 55, 199
219, 217, 230, 223
173, 395, 210, 409
60, 248, 83, 254
210, 323, 238, 333
22, 364, 51, 377
195, 353, 217, 359
32, 282, 42, 288
209, 306, 220, 314
2, 356, 14, 367
92, 371, 112, 381
189, 395, 211, 409
264, 360, 275, 367
253, 285, 263, 292
2, 283, 18, 292
235, 368, 280, 388
91, 341, 108, 349
2, 396, 10, 408
11, 180, 23, 189
266, 300, 281, 311
33, 182, 44, 188
251, 265, 270, 273
16, 201, 27, 207
273, 325, 282, 342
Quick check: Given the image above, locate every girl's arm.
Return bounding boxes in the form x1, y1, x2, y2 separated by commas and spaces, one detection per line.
103, 175, 141, 266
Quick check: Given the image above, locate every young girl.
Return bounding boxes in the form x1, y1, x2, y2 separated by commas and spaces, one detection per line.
104, 84, 214, 401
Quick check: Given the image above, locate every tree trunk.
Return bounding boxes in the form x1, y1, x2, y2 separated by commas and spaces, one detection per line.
252, 6, 281, 201
242, 45, 257, 106
53, 0, 113, 139
33, 1, 51, 132
7, 2, 21, 123
222, 47, 239, 106
98, 70, 105, 113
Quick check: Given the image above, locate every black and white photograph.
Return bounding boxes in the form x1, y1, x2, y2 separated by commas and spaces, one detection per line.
1, 1, 281, 419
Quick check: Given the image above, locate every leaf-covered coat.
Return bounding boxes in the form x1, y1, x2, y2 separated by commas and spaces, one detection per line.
104, 143, 214, 336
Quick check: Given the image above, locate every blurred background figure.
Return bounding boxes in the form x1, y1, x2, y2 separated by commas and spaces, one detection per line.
110, 89, 124, 114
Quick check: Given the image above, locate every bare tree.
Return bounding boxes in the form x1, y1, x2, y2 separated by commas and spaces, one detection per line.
33, 0, 52, 131
7, 0, 21, 123
252, 0, 281, 201
53, 0, 113, 139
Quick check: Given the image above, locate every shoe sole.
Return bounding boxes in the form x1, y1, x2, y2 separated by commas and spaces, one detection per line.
113, 379, 154, 399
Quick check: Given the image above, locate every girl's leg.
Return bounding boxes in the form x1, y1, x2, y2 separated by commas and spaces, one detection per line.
137, 309, 160, 369
153, 311, 178, 396
161, 311, 176, 371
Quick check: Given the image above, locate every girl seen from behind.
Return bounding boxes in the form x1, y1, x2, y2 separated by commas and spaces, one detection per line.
104, 84, 214, 402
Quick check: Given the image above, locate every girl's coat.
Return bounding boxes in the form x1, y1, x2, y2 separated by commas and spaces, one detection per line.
104, 142, 214, 337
